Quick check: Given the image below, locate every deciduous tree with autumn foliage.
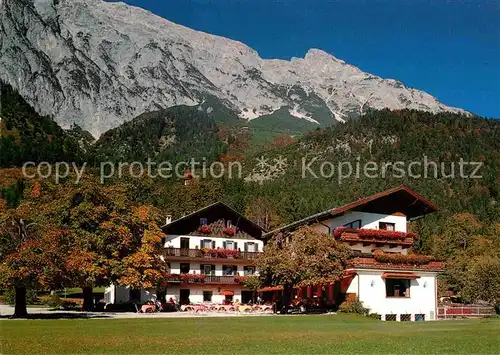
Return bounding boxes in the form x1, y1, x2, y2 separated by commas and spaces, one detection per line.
0, 182, 69, 317
256, 226, 351, 313
0, 175, 169, 315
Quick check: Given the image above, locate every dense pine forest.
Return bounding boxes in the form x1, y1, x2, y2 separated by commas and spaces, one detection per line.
1, 82, 499, 302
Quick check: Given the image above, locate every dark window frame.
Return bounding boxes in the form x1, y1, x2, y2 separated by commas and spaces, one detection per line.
222, 265, 238, 276
379, 222, 396, 231
344, 219, 362, 229
180, 263, 190, 274
203, 291, 213, 302
385, 278, 411, 298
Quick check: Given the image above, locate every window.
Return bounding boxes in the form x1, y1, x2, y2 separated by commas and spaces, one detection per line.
344, 219, 362, 229
201, 264, 215, 275
225, 241, 234, 249
227, 220, 232, 227
203, 291, 213, 302
244, 266, 255, 275
223, 265, 237, 276
385, 314, 397, 321
400, 314, 412, 322
180, 263, 190, 274
202, 239, 212, 249
129, 288, 141, 302
200, 218, 208, 226
415, 314, 425, 321
379, 222, 395, 231
385, 279, 411, 297
245, 242, 258, 252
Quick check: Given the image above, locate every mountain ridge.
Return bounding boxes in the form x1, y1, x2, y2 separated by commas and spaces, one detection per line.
0, 0, 470, 138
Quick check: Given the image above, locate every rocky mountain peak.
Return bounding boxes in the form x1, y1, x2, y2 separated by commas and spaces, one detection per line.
0, 0, 469, 137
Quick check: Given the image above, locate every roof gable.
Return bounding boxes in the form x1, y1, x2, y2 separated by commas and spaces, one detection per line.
162, 202, 265, 239
265, 185, 438, 236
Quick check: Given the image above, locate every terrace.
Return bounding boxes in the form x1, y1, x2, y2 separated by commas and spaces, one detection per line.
333, 227, 418, 248
166, 273, 248, 285
164, 247, 260, 262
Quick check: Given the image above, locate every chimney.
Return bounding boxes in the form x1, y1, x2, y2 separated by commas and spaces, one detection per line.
165, 215, 172, 225
183, 168, 193, 186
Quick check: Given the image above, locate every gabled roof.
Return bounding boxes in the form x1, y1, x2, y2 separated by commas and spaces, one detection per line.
265, 185, 438, 237
161, 201, 266, 239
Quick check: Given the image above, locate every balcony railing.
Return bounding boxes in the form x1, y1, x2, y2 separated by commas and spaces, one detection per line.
164, 247, 260, 260
333, 227, 417, 246
166, 274, 248, 285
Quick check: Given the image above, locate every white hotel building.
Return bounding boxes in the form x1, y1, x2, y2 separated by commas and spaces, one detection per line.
105, 185, 443, 321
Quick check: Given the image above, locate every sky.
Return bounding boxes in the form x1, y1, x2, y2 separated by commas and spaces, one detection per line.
119, 0, 499, 118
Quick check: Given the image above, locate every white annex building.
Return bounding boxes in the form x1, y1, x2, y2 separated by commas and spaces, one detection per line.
105, 185, 443, 321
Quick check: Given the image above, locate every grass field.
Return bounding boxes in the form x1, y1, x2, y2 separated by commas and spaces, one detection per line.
1, 314, 499, 354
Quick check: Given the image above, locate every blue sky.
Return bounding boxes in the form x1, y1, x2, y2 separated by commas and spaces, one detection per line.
119, 0, 499, 118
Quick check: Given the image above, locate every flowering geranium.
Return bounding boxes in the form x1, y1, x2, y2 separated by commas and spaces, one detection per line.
333, 227, 419, 240
179, 273, 206, 282
197, 225, 212, 235
223, 227, 235, 236
234, 275, 247, 284
221, 249, 240, 258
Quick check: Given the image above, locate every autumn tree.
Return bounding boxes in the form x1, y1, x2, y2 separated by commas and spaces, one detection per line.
256, 226, 351, 313
58, 178, 169, 310
245, 196, 281, 231
0, 182, 69, 317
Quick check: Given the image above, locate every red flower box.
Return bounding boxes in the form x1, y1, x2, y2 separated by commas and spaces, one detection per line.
373, 249, 433, 265
179, 273, 206, 282
333, 227, 419, 240
223, 227, 235, 236
197, 225, 212, 235
234, 275, 247, 284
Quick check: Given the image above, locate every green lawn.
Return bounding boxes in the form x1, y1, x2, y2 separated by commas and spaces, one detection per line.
1, 314, 499, 354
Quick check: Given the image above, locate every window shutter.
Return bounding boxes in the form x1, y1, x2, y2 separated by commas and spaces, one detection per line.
244, 242, 248, 252
223, 241, 226, 249
211, 265, 215, 275
212, 240, 216, 248
234, 242, 238, 250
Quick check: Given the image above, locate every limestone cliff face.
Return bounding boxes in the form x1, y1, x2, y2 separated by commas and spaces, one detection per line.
0, 0, 469, 137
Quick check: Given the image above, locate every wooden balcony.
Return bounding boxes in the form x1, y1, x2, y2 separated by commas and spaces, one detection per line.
333, 228, 417, 248
166, 274, 247, 285
163, 247, 260, 262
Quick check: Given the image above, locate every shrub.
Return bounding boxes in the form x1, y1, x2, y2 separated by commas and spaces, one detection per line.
338, 298, 369, 315
45, 294, 63, 308
368, 313, 381, 320
3, 288, 39, 305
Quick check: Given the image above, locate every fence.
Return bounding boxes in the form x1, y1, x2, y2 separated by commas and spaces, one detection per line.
437, 304, 495, 319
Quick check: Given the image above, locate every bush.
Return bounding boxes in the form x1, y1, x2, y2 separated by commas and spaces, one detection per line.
338, 298, 369, 315
45, 294, 63, 308
3, 288, 39, 305
368, 313, 381, 320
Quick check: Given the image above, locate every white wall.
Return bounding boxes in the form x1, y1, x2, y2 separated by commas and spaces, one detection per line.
308, 211, 408, 254
311, 211, 407, 234
165, 234, 264, 251
104, 285, 157, 304
350, 269, 437, 321
166, 286, 243, 304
